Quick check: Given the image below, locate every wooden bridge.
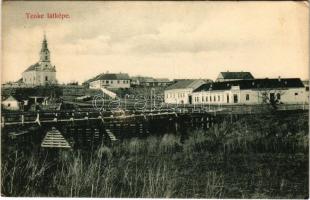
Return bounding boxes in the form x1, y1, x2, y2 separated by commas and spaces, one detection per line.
1, 104, 307, 149
1, 108, 222, 150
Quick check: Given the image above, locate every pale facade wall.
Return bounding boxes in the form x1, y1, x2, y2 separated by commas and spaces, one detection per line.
2, 99, 20, 110
22, 70, 56, 85
89, 79, 130, 89
164, 89, 193, 104
89, 80, 101, 89
192, 87, 307, 105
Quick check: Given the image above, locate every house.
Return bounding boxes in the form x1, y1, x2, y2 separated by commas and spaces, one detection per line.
164, 79, 206, 104
22, 34, 57, 86
1, 95, 28, 111
140, 78, 172, 87
131, 76, 172, 87
192, 78, 307, 105
216, 71, 254, 82
88, 73, 130, 89
130, 76, 152, 86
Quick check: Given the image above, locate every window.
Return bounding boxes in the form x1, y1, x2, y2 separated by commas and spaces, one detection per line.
106, 80, 109, 84
277, 93, 281, 100
218, 95, 220, 101
45, 55, 48, 60
246, 94, 250, 101
227, 94, 229, 103
295, 93, 298, 96
117, 80, 120, 84
111, 80, 114, 84
8, 103, 11, 107
45, 76, 48, 81
206, 96, 208, 102
214, 96, 216, 102
202, 96, 204, 102
210, 96, 212, 102
270, 93, 275, 103
123, 80, 126, 84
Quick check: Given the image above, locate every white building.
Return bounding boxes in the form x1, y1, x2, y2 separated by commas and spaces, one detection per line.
192, 78, 307, 105
89, 73, 130, 89
216, 71, 254, 82
22, 35, 57, 85
2, 95, 28, 111
164, 79, 206, 104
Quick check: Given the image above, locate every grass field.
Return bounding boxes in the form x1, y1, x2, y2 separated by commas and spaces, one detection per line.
1, 112, 308, 198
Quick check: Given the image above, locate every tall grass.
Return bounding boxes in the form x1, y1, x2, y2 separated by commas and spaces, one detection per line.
1, 113, 308, 198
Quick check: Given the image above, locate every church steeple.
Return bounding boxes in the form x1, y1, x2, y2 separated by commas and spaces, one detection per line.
40, 33, 50, 63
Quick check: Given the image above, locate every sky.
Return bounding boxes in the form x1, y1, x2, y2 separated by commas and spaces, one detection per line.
1, 1, 309, 84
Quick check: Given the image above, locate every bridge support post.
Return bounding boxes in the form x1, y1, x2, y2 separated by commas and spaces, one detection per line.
21, 114, 24, 125
1, 116, 4, 128
174, 120, 179, 134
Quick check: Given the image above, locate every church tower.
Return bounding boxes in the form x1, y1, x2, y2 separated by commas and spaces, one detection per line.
22, 33, 57, 85
39, 34, 51, 68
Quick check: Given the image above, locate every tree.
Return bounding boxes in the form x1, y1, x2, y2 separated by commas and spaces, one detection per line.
258, 88, 285, 110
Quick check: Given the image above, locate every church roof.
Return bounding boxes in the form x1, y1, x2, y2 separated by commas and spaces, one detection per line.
23, 62, 56, 73
24, 63, 40, 72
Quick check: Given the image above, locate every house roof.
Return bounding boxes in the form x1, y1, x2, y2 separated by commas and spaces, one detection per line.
23, 62, 56, 72
165, 79, 205, 90
131, 76, 152, 81
218, 72, 254, 80
142, 78, 170, 83
194, 78, 305, 92
3, 94, 27, 102
154, 78, 170, 82
85, 73, 130, 83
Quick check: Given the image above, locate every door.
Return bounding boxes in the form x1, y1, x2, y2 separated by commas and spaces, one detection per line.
233, 94, 238, 103
188, 95, 192, 104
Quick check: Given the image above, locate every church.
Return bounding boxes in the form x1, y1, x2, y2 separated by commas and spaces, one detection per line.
22, 34, 57, 85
